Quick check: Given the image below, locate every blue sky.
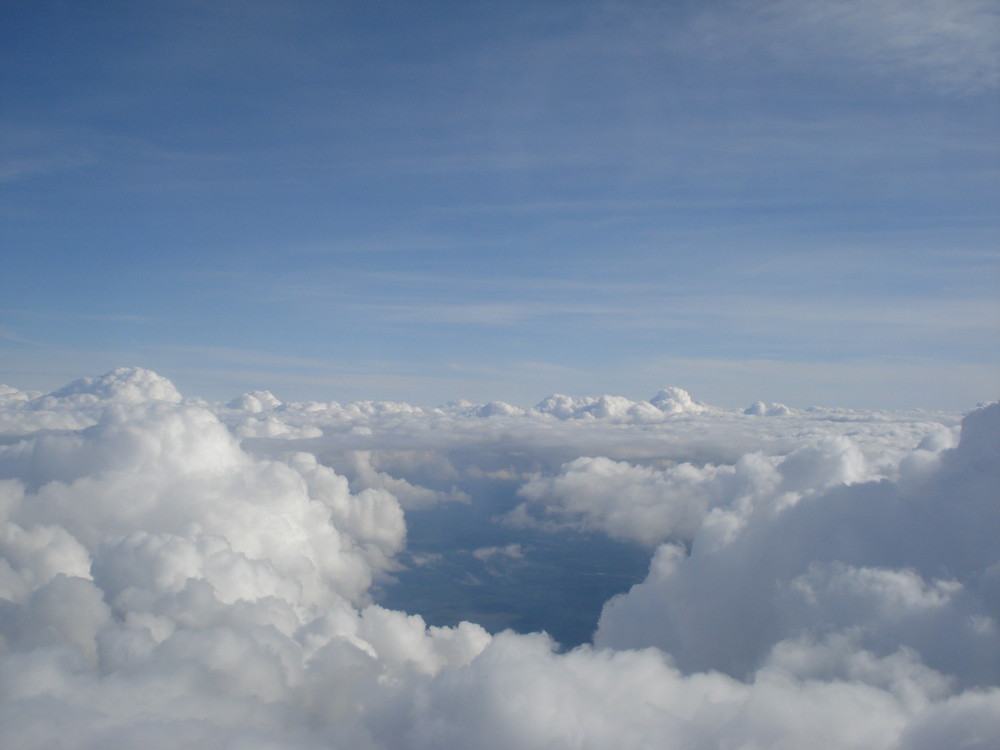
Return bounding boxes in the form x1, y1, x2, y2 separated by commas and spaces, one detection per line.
2, 0, 998, 409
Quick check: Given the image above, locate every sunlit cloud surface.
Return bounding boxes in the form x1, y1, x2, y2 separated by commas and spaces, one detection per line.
0, 367, 997, 747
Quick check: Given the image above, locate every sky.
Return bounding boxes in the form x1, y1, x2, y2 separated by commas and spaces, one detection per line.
2, 0, 999, 409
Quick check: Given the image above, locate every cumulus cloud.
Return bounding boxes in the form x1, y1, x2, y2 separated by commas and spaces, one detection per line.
45, 367, 183, 406
367, 630, 1000, 750
595, 404, 1000, 688
508, 430, 909, 548
533, 386, 708, 422
745, 400, 794, 416
0, 384, 42, 407
510, 456, 737, 545
0, 368, 995, 748
0, 367, 180, 434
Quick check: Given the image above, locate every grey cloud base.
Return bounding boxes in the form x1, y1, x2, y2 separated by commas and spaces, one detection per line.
0, 367, 997, 749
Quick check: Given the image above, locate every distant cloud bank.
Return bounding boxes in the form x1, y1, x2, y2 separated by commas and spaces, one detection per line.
0, 367, 996, 749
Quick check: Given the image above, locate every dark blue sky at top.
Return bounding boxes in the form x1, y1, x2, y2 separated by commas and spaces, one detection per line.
2, 0, 998, 409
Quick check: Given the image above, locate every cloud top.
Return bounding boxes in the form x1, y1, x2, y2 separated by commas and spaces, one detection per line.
0, 368, 996, 748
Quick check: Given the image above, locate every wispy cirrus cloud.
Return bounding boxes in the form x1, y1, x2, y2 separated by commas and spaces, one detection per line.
670, 0, 1000, 94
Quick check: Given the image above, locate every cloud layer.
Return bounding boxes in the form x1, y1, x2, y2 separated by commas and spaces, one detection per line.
0, 368, 996, 748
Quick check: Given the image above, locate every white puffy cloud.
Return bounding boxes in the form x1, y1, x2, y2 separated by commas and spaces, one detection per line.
509, 431, 898, 547
0, 367, 181, 434
595, 404, 1000, 688
365, 631, 996, 750
511, 456, 743, 545
44, 367, 183, 406
333, 450, 470, 511
745, 400, 794, 416
532, 386, 708, 423
0, 384, 41, 407
226, 390, 282, 413
0, 368, 995, 748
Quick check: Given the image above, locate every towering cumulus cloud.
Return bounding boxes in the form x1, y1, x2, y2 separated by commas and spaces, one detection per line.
594, 406, 1000, 684
0, 368, 996, 748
